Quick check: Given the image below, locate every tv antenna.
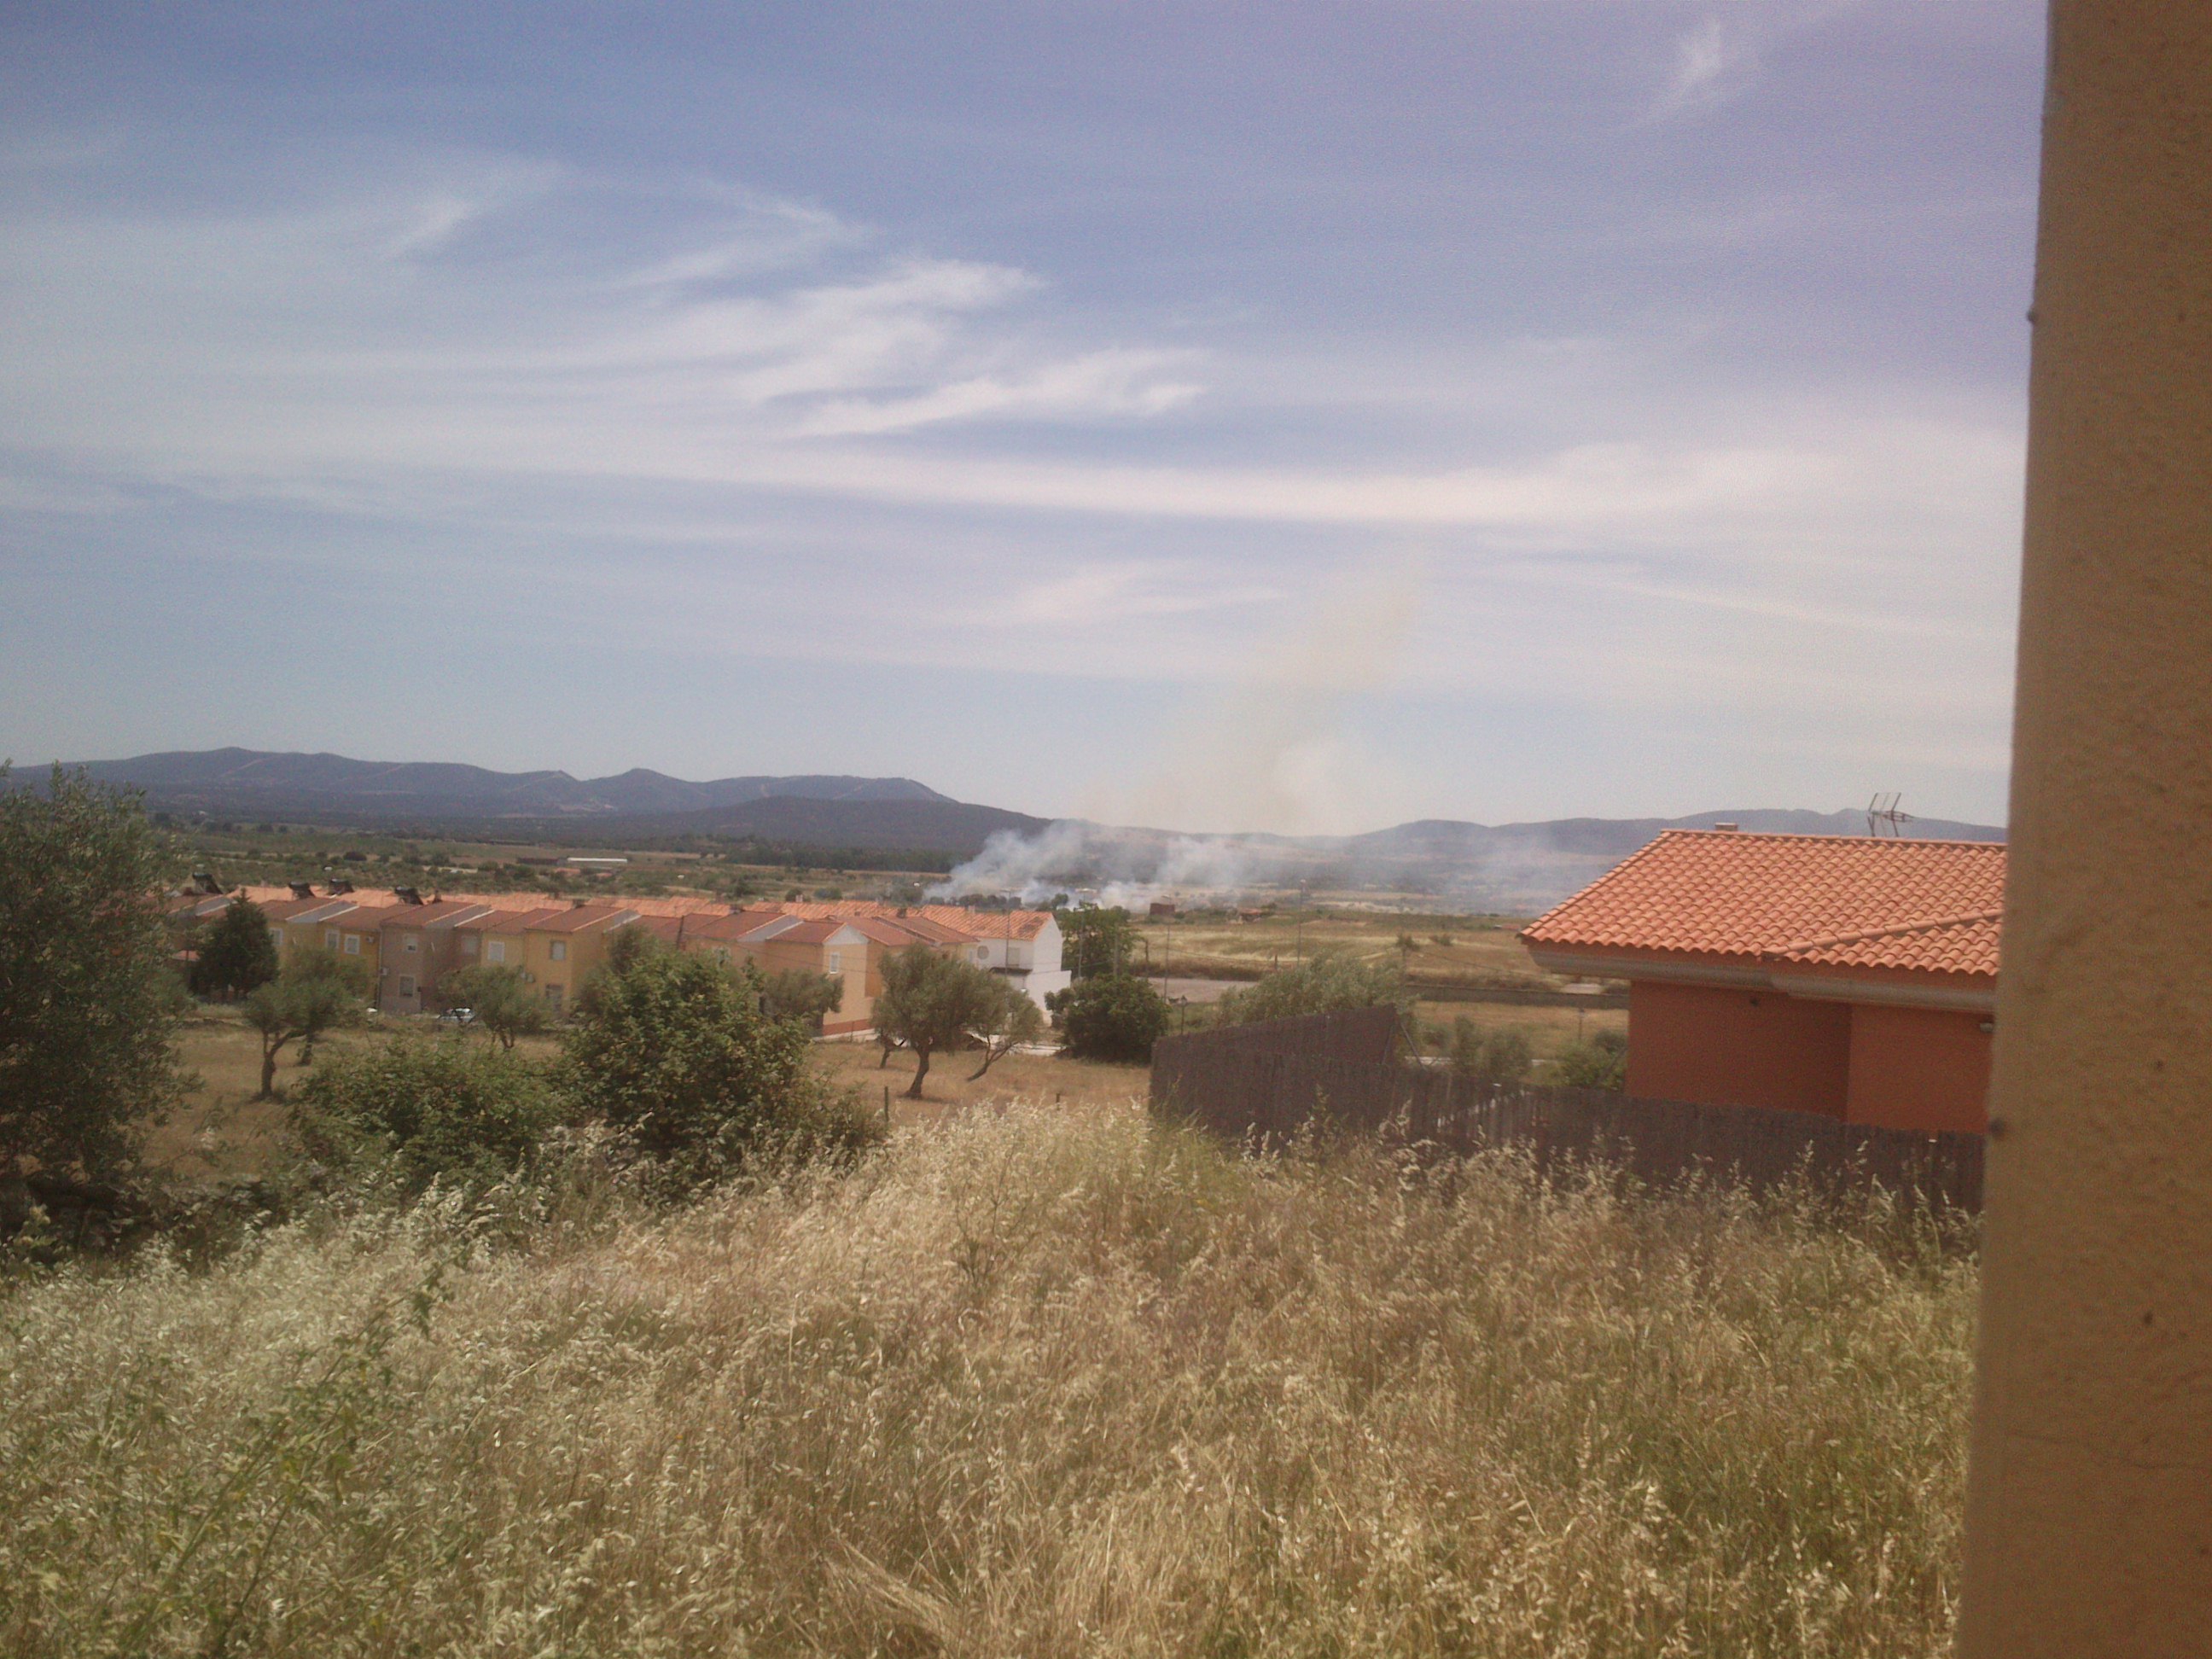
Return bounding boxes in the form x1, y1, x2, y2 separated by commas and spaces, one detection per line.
1866, 793, 1915, 838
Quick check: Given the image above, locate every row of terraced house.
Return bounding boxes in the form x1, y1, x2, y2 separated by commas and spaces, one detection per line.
167, 884, 1070, 1038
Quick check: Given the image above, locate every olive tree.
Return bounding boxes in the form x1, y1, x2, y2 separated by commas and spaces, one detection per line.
0, 765, 185, 1180
440, 963, 548, 1050
241, 950, 371, 1098
872, 946, 1000, 1098
967, 977, 1045, 1080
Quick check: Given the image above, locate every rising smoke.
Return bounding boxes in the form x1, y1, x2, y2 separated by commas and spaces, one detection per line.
932, 559, 1425, 906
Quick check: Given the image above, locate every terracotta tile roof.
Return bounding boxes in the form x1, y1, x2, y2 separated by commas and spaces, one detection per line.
1522, 830, 2005, 984
840, 916, 963, 948
456, 907, 564, 934
262, 896, 362, 923
914, 905, 1052, 941
375, 900, 493, 929
332, 905, 403, 930
1771, 909, 2003, 979
527, 905, 638, 934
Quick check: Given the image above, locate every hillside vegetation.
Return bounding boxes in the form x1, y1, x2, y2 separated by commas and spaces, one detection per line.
2, 1101, 1974, 1658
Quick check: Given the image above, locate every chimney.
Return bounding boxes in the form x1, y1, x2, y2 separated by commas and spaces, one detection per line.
326, 878, 354, 895
1712, 822, 1739, 832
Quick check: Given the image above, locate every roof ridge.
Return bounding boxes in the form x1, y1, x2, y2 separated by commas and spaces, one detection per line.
1773, 906, 2006, 957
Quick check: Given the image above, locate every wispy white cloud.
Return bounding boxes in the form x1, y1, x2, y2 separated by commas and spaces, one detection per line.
1656, 17, 1744, 118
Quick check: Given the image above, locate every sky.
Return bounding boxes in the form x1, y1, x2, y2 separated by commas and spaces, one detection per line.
0, 1, 2048, 834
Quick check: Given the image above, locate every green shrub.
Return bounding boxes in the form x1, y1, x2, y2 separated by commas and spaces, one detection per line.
562, 949, 881, 1188
1552, 1028, 1629, 1091
1056, 974, 1172, 1063
1216, 949, 1413, 1027
294, 1038, 564, 1197
189, 896, 278, 1000
1450, 1018, 1534, 1089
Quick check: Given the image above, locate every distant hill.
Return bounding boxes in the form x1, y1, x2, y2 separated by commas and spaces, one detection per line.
35, 748, 2001, 896
62, 748, 942, 816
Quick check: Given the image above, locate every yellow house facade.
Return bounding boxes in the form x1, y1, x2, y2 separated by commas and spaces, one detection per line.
518, 903, 638, 1017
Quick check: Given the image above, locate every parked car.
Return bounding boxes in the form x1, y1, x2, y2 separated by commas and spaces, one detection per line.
437, 1006, 476, 1026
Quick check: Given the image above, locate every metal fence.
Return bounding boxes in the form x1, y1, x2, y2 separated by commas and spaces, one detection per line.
1150, 1010, 1984, 1212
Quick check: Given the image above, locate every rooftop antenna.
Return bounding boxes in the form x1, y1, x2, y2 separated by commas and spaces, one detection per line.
1866, 792, 1915, 838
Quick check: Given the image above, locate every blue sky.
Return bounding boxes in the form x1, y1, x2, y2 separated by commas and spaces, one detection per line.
0, 1, 2046, 832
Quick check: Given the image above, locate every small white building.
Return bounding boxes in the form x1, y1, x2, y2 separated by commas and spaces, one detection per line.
928, 906, 1070, 1008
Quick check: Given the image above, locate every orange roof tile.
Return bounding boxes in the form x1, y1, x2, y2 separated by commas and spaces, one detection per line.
1522, 830, 2005, 984
1772, 909, 2003, 979
528, 905, 637, 934
456, 907, 564, 934
375, 900, 492, 928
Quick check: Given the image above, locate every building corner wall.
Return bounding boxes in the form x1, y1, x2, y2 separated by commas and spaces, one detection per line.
1959, 5, 2212, 1653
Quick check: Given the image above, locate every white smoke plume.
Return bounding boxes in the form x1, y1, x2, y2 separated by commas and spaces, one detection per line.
932, 557, 1425, 907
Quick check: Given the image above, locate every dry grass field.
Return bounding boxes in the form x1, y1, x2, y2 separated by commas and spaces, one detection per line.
816, 1039, 1151, 1125
152, 1012, 1154, 1181
1411, 998, 1628, 1062
1138, 911, 1560, 992
0, 1099, 1975, 1658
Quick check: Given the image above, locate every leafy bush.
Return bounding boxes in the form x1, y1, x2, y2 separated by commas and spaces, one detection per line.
1449, 1018, 1534, 1089
293, 1038, 564, 1197
1216, 949, 1413, 1027
1055, 973, 1172, 1063
1552, 1027, 1629, 1091
760, 967, 844, 1028
562, 948, 881, 1187
0, 765, 184, 1182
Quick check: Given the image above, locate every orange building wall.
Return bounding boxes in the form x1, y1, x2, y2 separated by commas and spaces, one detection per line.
1626, 980, 1852, 1117
1844, 1004, 1992, 1133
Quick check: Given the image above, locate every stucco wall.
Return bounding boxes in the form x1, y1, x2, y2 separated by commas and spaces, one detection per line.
1958, 4, 2212, 1652
1625, 980, 1850, 1117
1842, 1004, 1991, 1133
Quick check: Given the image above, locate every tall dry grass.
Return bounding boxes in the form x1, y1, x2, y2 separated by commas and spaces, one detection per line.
0, 1101, 1975, 1656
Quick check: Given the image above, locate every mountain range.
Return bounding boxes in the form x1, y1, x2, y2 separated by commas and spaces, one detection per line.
36, 749, 2005, 901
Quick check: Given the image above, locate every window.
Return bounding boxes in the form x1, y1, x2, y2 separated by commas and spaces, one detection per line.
398, 975, 416, 998
343, 934, 361, 955
324, 928, 341, 951
486, 940, 506, 964
544, 984, 564, 1013
828, 952, 841, 974
460, 934, 479, 957
270, 928, 285, 951
975, 948, 988, 964
549, 940, 568, 962
402, 934, 418, 953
